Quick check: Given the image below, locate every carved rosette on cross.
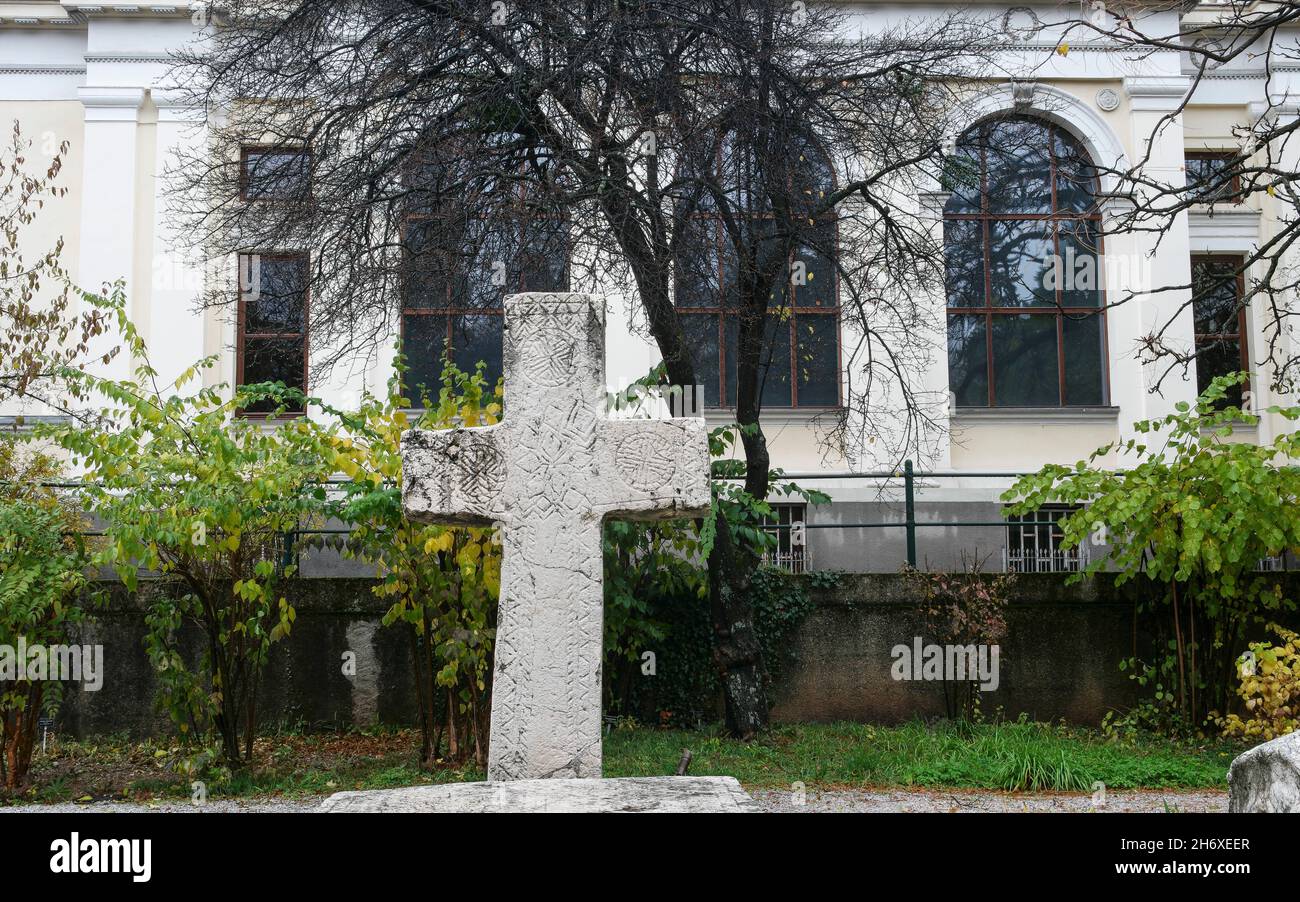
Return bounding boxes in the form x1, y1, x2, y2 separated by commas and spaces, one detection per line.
401, 293, 711, 782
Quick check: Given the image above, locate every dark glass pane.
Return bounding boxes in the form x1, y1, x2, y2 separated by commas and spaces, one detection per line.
984, 119, 1053, 214
518, 219, 569, 292
719, 235, 740, 308
1053, 128, 1097, 212
988, 220, 1054, 307
402, 313, 448, 404
791, 221, 836, 308
240, 337, 305, 413
942, 138, 983, 214
944, 218, 985, 307
1196, 339, 1245, 406
744, 217, 787, 310
675, 218, 721, 308
726, 315, 791, 407
992, 313, 1059, 406
241, 255, 306, 333
1058, 219, 1103, 308
243, 149, 311, 200
403, 218, 460, 310
1062, 314, 1106, 405
1191, 260, 1242, 335
790, 138, 832, 200
1186, 154, 1236, 202
451, 313, 504, 390
681, 313, 722, 407
947, 314, 988, 407
791, 138, 835, 217
461, 220, 513, 309
795, 314, 839, 406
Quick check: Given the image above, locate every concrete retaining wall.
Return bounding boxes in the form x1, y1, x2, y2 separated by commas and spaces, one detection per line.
54, 572, 1293, 737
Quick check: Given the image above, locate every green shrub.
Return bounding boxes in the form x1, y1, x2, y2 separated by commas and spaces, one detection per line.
0, 446, 89, 790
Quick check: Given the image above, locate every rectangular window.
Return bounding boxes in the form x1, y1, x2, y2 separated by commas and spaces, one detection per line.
1004, 505, 1084, 573
237, 253, 308, 415
1191, 256, 1249, 407
761, 503, 809, 573
240, 146, 312, 201
1185, 151, 1240, 203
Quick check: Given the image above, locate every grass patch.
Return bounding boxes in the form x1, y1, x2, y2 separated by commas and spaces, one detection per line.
3, 720, 1240, 804
604, 720, 1240, 791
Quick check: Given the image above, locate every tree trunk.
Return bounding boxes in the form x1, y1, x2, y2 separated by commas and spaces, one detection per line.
601, 192, 773, 738
707, 518, 770, 738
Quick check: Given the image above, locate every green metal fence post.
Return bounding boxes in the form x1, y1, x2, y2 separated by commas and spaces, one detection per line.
904, 459, 917, 567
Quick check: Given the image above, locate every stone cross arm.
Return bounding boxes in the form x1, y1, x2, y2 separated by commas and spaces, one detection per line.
402, 417, 711, 529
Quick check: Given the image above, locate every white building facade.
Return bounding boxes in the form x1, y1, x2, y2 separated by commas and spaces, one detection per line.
2, 1, 1296, 573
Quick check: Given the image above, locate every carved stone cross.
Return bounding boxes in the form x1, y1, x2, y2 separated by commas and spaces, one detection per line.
402, 293, 710, 781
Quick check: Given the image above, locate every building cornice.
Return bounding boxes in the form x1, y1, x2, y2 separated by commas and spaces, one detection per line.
0, 64, 87, 76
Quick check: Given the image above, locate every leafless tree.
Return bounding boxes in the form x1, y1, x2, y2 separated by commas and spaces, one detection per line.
167, 0, 997, 736
1041, 1, 1300, 393
1, 123, 117, 422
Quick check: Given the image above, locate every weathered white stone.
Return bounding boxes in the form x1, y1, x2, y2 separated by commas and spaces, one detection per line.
319, 776, 756, 813
1227, 729, 1300, 813
401, 293, 711, 781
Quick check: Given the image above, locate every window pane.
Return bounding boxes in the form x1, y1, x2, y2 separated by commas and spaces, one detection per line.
451, 313, 504, 390
675, 219, 721, 308
243, 149, 311, 200
1186, 154, 1235, 202
1192, 260, 1242, 335
795, 314, 839, 406
984, 119, 1052, 214
1196, 339, 1245, 405
462, 220, 513, 309
988, 220, 1053, 307
791, 222, 836, 308
1058, 220, 1102, 308
1062, 314, 1106, 405
749, 218, 788, 310
726, 315, 791, 407
681, 313, 722, 406
402, 313, 447, 403
241, 255, 306, 333
403, 218, 459, 309
1053, 129, 1097, 212
518, 219, 569, 292
992, 313, 1059, 406
791, 139, 835, 216
241, 337, 305, 413
944, 218, 984, 307
947, 314, 988, 407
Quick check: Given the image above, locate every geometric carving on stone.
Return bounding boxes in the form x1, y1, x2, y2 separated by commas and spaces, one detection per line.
615, 432, 677, 492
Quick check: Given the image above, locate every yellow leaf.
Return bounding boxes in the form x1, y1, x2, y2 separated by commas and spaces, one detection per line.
424, 533, 454, 554
1056, 43, 1069, 56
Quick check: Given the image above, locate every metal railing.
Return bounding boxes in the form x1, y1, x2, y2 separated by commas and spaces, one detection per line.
29, 461, 1294, 574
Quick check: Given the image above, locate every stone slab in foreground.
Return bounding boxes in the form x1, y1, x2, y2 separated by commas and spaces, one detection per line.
318, 776, 756, 813
1227, 729, 1300, 813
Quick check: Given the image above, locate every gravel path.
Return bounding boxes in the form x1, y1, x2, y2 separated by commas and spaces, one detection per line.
749, 787, 1229, 813
0, 798, 326, 814
0, 788, 1227, 813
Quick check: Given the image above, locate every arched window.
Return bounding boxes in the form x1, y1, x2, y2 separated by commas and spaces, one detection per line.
675, 136, 840, 408
944, 116, 1107, 408
401, 137, 568, 400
